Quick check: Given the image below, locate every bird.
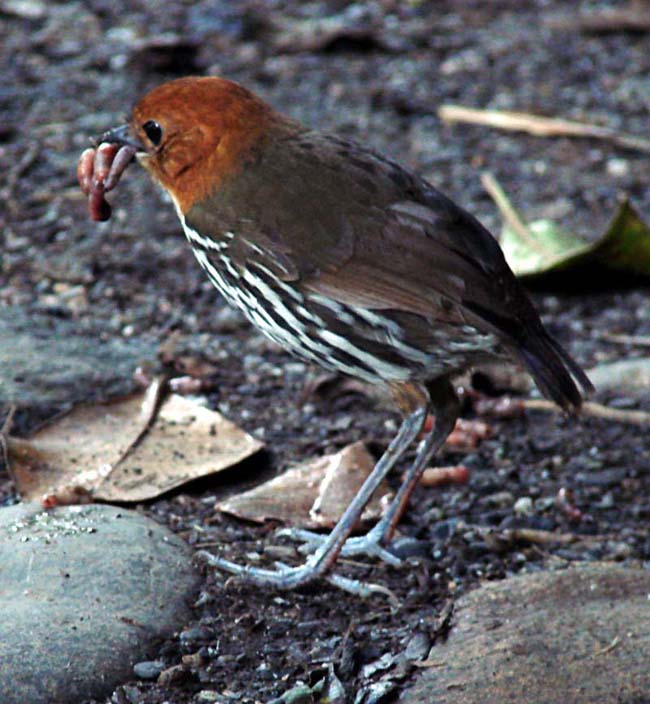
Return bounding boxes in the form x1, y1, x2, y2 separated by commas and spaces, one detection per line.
87, 76, 593, 591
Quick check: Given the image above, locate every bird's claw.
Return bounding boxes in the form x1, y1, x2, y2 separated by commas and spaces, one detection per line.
198, 550, 401, 604
276, 526, 403, 566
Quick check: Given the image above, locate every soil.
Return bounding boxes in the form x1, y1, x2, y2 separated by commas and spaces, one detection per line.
1, 1, 649, 702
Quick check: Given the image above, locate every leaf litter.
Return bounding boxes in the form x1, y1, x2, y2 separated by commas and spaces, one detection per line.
5, 379, 263, 505
217, 440, 390, 529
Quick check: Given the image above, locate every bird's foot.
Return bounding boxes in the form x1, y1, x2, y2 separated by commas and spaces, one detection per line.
198, 551, 400, 603
276, 524, 403, 566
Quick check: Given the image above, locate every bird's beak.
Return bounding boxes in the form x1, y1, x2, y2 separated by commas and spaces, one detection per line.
98, 124, 144, 151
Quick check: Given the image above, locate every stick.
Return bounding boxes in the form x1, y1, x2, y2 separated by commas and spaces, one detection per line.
596, 332, 650, 347
480, 172, 544, 252
524, 398, 650, 426
439, 105, 650, 155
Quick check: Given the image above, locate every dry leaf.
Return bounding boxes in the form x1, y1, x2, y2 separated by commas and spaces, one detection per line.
8, 382, 263, 503
218, 441, 390, 529
95, 393, 263, 501
8, 381, 162, 503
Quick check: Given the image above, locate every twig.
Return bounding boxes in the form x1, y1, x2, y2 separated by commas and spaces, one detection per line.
4, 142, 40, 215
0, 406, 16, 482
545, 6, 650, 34
477, 525, 618, 547
523, 398, 650, 426
505, 528, 577, 546
480, 172, 544, 252
593, 635, 621, 656
596, 332, 650, 347
439, 104, 650, 155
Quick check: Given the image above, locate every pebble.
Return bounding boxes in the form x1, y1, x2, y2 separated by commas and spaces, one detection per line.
575, 468, 629, 487
606, 158, 629, 177
133, 660, 165, 680
480, 490, 514, 508
360, 652, 396, 679
0, 503, 200, 704
157, 663, 187, 686
179, 626, 214, 645
606, 541, 633, 560
268, 684, 313, 704
403, 631, 431, 661
119, 685, 143, 704
316, 667, 346, 703
595, 492, 615, 509
390, 536, 430, 559
430, 517, 462, 541
499, 514, 557, 532
513, 496, 534, 516
361, 680, 399, 704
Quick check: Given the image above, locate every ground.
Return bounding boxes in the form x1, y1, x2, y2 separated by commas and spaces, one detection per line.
1, 1, 650, 702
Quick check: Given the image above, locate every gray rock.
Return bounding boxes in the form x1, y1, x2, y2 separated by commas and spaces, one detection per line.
403, 563, 650, 704
0, 502, 200, 704
0, 306, 155, 423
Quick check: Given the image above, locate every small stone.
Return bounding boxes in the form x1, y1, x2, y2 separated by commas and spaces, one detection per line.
157, 663, 188, 686
179, 626, 213, 645
319, 668, 346, 703
1, 0, 47, 19
403, 631, 431, 661
576, 468, 628, 487
278, 684, 313, 704
513, 496, 534, 516
431, 517, 462, 541
596, 492, 615, 509
182, 650, 206, 668
361, 652, 396, 679
606, 541, 633, 560
363, 680, 398, 704
480, 491, 514, 508
120, 685, 143, 704
606, 158, 629, 177
608, 396, 639, 409
390, 536, 430, 559
133, 660, 164, 680
196, 691, 221, 703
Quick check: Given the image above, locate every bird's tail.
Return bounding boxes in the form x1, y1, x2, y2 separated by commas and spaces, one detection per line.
519, 330, 594, 413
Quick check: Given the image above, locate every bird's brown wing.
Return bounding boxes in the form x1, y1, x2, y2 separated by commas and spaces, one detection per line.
294, 192, 593, 409
306, 198, 524, 328
217, 133, 532, 342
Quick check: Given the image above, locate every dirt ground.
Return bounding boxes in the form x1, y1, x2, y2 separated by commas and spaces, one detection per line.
2, 1, 650, 702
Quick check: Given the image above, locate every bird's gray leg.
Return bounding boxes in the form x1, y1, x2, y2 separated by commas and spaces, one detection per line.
199, 396, 427, 591
286, 378, 459, 562
338, 378, 460, 557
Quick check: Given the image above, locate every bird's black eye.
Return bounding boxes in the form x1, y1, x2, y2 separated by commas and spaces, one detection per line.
142, 120, 163, 146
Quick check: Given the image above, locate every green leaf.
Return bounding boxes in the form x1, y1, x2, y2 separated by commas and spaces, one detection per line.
498, 194, 650, 281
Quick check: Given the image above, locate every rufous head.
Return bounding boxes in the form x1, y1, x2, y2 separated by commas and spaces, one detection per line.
101, 76, 282, 213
